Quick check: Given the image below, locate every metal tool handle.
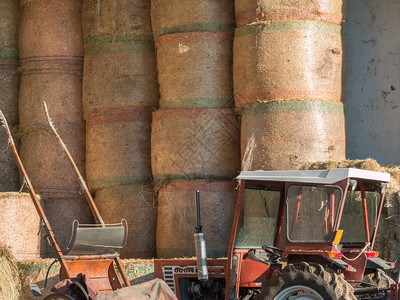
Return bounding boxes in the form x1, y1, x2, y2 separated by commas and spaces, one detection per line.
0, 109, 14, 145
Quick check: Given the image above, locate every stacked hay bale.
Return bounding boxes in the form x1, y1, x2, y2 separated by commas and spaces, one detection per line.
18, 0, 92, 255
235, 0, 347, 170
82, 0, 158, 258
0, 243, 20, 300
0, 193, 41, 259
0, 0, 19, 191
151, 0, 240, 258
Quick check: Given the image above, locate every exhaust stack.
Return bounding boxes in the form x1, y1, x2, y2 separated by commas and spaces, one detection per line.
194, 190, 209, 282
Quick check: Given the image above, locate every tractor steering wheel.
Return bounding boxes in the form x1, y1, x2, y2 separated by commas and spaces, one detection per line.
262, 245, 283, 259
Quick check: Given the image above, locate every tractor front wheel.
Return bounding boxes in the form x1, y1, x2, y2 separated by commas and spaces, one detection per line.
257, 263, 355, 300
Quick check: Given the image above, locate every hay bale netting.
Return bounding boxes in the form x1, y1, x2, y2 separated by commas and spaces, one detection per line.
241, 101, 346, 171
155, 32, 233, 109
0, 0, 20, 191
19, 0, 83, 57
94, 183, 157, 258
83, 36, 159, 111
157, 180, 237, 258
0, 193, 41, 260
0, 244, 20, 299
151, 0, 234, 39
151, 108, 240, 183
82, 0, 158, 111
44, 197, 93, 257
235, 0, 344, 27
85, 107, 152, 191
233, 20, 344, 110
82, 0, 153, 39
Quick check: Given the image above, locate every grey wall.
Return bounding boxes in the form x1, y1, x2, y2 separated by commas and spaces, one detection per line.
345, 0, 400, 165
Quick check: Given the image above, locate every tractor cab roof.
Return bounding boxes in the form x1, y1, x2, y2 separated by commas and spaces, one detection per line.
237, 168, 390, 185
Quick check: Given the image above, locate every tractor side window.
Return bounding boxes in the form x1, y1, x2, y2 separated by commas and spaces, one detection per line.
287, 185, 342, 243
340, 191, 380, 243
235, 188, 281, 249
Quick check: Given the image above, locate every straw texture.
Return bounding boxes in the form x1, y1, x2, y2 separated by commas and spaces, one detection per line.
151, 108, 240, 183
0, 243, 20, 300
43, 197, 93, 257
83, 37, 158, 111
82, 0, 153, 39
0, 0, 20, 192
85, 107, 152, 190
156, 32, 233, 109
233, 20, 344, 109
0, 193, 41, 260
241, 101, 346, 171
151, 0, 234, 39
19, 0, 84, 58
235, 0, 345, 27
94, 183, 157, 258
156, 180, 237, 258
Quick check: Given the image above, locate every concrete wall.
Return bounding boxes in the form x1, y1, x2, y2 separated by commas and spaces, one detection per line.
345, 0, 400, 166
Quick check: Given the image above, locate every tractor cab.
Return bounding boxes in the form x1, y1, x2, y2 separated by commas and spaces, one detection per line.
227, 168, 394, 299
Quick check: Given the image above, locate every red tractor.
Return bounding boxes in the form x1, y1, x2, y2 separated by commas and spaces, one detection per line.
154, 168, 400, 299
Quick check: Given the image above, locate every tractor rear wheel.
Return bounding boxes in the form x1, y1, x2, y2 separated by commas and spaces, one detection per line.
257, 263, 355, 300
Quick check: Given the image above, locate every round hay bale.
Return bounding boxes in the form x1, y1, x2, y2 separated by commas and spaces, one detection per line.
19, 0, 83, 58
156, 180, 237, 258
82, 0, 152, 39
156, 32, 233, 109
0, 0, 19, 59
0, 1, 20, 192
0, 193, 41, 260
151, 108, 240, 183
43, 197, 93, 257
233, 20, 344, 109
0, 243, 20, 299
0, 60, 19, 192
235, 0, 344, 27
151, 0, 234, 39
18, 59, 85, 199
241, 101, 346, 171
19, 130, 85, 199
83, 37, 158, 111
85, 107, 152, 190
94, 183, 156, 259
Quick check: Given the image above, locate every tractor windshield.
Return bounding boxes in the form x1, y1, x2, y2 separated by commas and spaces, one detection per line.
235, 188, 281, 249
339, 190, 381, 243
287, 185, 342, 243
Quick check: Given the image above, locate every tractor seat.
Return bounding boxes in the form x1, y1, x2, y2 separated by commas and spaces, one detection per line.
64, 220, 128, 257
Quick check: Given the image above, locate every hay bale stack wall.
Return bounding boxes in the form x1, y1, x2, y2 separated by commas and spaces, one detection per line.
18, 0, 92, 254
150, 0, 239, 258
235, 0, 347, 171
0, 0, 20, 192
82, 0, 158, 258
0, 193, 41, 260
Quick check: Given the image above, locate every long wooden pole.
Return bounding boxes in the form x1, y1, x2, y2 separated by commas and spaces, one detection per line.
0, 109, 71, 278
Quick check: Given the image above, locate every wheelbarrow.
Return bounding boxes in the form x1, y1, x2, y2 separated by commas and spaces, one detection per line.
0, 105, 131, 299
